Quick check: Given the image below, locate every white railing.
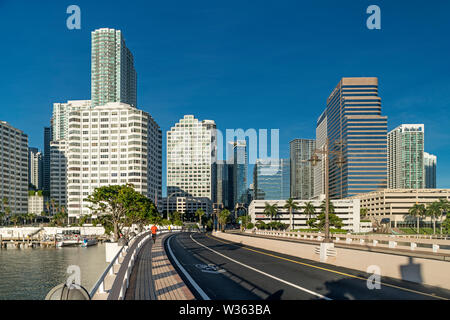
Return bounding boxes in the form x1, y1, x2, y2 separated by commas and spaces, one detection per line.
251, 229, 450, 255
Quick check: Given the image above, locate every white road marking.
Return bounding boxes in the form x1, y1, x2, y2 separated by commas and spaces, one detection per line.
190, 233, 332, 300
166, 235, 211, 300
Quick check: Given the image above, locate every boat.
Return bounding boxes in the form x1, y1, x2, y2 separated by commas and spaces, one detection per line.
56, 239, 81, 247
81, 238, 98, 247
55, 229, 82, 248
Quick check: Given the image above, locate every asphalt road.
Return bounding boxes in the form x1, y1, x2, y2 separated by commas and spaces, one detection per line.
165, 232, 450, 300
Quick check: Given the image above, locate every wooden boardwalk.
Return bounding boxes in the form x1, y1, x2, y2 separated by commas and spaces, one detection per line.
125, 233, 195, 300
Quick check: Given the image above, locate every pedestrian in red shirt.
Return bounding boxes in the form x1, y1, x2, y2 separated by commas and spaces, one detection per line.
151, 225, 158, 244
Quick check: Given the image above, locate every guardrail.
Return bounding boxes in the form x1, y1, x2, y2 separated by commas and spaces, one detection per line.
90, 226, 181, 300
251, 229, 450, 254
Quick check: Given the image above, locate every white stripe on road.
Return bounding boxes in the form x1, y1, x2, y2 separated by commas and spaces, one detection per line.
166, 235, 211, 300
190, 233, 332, 301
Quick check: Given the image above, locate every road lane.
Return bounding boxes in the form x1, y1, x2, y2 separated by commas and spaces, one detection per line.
166, 232, 450, 300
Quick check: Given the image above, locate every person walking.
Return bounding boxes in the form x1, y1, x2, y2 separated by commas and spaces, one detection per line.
151, 224, 158, 244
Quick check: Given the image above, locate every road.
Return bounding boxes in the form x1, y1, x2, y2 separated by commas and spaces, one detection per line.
165, 232, 450, 300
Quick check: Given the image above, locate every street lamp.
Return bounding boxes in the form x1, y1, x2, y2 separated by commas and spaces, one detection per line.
308, 138, 345, 243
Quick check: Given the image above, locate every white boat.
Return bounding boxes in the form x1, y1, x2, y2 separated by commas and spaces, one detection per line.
56, 239, 81, 247
81, 238, 98, 247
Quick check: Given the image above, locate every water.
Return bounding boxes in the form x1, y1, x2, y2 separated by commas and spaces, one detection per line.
0, 244, 108, 300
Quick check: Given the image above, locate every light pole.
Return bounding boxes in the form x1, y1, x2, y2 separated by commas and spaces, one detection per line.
309, 138, 345, 243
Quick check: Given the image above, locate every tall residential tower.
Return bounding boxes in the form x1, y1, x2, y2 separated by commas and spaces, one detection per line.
290, 139, 315, 199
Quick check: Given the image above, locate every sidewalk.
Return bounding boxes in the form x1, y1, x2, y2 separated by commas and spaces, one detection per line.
125, 232, 195, 300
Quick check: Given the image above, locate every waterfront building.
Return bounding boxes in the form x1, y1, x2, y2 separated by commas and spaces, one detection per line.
424, 152, 437, 188
66, 102, 162, 218
322, 77, 387, 199
248, 197, 361, 233
388, 124, 424, 189
230, 140, 248, 207
0, 121, 28, 214
349, 188, 450, 227
91, 28, 137, 107
50, 140, 68, 209
314, 112, 327, 198
166, 115, 217, 200
28, 147, 43, 190
290, 139, 315, 200
52, 100, 91, 141
43, 126, 52, 193
254, 158, 290, 200
28, 192, 45, 215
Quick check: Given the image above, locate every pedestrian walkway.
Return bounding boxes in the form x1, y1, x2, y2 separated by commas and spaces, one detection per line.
125, 233, 195, 300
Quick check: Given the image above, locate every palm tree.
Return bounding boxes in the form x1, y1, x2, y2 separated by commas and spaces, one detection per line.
263, 202, 278, 230
218, 209, 231, 232
438, 199, 450, 235
408, 203, 426, 234
426, 202, 441, 234
360, 208, 368, 219
195, 209, 205, 223
283, 198, 299, 231
303, 201, 316, 227
10, 215, 19, 227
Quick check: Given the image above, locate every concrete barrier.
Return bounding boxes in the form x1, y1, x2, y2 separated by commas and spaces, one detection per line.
213, 232, 450, 290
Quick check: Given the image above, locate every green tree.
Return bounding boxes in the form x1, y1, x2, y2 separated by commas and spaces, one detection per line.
86, 184, 158, 242
426, 202, 441, 235
195, 209, 205, 224
283, 198, 299, 231
408, 203, 426, 234
303, 201, 316, 224
263, 202, 278, 229
360, 208, 368, 219
237, 214, 251, 231
10, 215, 19, 227
438, 199, 450, 235
218, 209, 231, 232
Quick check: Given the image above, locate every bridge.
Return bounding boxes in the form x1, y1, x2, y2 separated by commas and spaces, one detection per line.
89, 227, 450, 300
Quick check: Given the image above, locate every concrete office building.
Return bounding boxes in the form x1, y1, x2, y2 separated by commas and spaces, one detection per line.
66, 102, 162, 218
43, 126, 52, 193
158, 196, 213, 217
0, 121, 28, 214
350, 189, 450, 227
28, 147, 43, 190
249, 198, 361, 232
290, 139, 315, 199
28, 193, 45, 215
254, 158, 290, 200
50, 140, 68, 209
91, 28, 137, 107
424, 152, 437, 188
388, 124, 424, 189
322, 77, 387, 199
52, 100, 91, 141
167, 115, 217, 200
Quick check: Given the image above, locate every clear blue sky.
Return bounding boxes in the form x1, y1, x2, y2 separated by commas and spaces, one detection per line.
1, 0, 450, 193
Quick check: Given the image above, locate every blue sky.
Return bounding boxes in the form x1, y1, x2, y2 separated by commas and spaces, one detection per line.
1, 0, 450, 193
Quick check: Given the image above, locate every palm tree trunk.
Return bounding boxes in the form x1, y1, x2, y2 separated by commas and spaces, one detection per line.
433, 216, 436, 235
290, 208, 293, 231
417, 216, 420, 234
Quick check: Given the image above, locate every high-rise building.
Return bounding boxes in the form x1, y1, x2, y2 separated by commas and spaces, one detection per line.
0, 121, 28, 214
66, 102, 162, 218
388, 124, 424, 189
323, 77, 387, 199
214, 160, 229, 208
91, 28, 137, 107
167, 115, 217, 200
424, 152, 437, 188
290, 139, 315, 199
254, 158, 290, 200
50, 140, 67, 209
43, 126, 52, 193
314, 112, 327, 198
52, 100, 91, 140
229, 140, 248, 207
28, 147, 43, 190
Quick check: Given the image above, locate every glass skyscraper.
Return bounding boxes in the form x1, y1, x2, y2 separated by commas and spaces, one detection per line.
388, 124, 424, 189
229, 140, 248, 207
254, 158, 290, 200
91, 28, 137, 107
323, 77, 387, 199
424, 152, 437, 188
290, 139, 315, 199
